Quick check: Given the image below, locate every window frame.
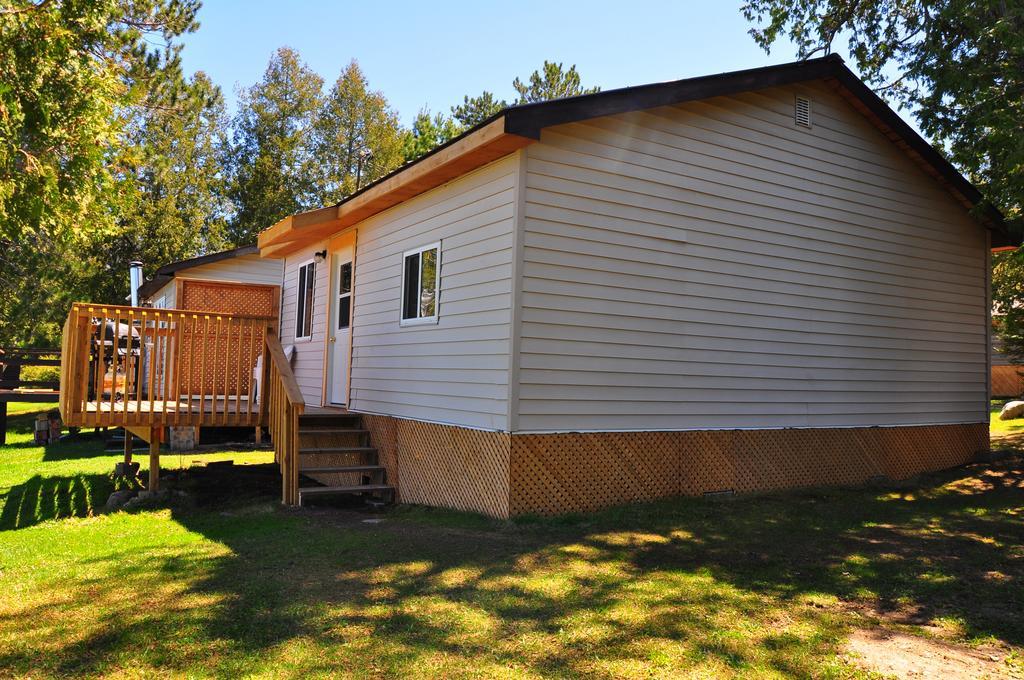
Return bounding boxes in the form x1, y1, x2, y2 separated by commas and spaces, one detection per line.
294, 259, 316, 341
336, 260, 352, 331
399, 241, 441, 327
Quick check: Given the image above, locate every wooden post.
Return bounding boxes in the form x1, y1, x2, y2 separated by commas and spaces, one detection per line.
0, 359, 19, 446
148, 428, 160, 491
123, 430, 133, 465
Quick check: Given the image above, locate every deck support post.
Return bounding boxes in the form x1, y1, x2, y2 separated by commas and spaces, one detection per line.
123, 432, 133, 465
148, 428, 160, 491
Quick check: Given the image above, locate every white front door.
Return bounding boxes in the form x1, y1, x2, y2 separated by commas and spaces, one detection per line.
328, 245, 353, 405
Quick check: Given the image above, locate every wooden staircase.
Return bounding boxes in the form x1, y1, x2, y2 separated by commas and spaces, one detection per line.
296, 412, 393, 506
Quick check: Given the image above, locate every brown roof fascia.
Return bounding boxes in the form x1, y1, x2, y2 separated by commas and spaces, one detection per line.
258, 117, 534, 255
257, 55, 1017, 254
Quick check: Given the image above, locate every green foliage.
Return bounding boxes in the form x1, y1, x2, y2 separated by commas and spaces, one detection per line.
225, 47, 324, 245
451, 90, 507, 127
1, 16, 604, 347
400, 108, 463, 163
80, 71, 231, 303
0, 0, 202, 346
316, 60, 406, 201
994, 248, 1024, 362
742, 0, 1024, 359
512, 61, 600, 104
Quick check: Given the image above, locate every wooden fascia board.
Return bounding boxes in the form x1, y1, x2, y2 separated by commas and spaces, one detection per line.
258, 117, 534, 257
257, 215, 293, 250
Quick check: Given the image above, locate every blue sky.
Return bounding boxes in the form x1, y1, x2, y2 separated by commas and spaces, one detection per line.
180, 1, 843, 125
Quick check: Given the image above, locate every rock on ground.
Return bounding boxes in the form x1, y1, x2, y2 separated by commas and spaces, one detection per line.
999, 401, 1024, 421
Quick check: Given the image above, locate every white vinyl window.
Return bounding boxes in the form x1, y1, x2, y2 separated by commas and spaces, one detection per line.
400, 242, 440, 326
295, 260, 315, 340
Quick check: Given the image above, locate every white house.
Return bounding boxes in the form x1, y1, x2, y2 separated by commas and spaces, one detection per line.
254, 55, 1016, 517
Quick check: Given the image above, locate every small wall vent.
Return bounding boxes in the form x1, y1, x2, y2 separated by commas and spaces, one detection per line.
795, 96, 812, 128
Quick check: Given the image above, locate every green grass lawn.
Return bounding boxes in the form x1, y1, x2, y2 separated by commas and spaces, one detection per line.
0, 404, 1021, 678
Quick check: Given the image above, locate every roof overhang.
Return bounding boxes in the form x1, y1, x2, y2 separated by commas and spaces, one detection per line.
258, 117, 535, 256
257, 55, 1017, 256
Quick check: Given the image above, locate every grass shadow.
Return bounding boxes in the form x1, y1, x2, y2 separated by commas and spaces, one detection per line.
0, 472, 118, 531
1, 452, 1021, 676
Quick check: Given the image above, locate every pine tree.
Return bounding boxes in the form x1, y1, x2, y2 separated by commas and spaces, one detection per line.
401, 109, 463, 163
76, 72, 231, 304
451, 91, 507, 128
316, 61, 405, 201
512, 61, 600, 104
226, 47, 324, 245
0, 0, 202, 345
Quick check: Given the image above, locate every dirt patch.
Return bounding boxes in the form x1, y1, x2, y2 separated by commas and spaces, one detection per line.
845, 628, 1018, 679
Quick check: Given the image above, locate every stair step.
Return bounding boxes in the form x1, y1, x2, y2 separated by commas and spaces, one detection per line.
300, 464, 384, 474
298, 446, 377, 455
299, 415, 362, 426
298, 484, 393, 496
299, 428, 369, 436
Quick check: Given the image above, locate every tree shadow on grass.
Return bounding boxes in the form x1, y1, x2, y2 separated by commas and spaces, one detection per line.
0, 472, 116, 530
1, 453, 1021, 677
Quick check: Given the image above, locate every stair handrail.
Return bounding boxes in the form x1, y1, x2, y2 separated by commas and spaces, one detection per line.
263, 328, 305, 505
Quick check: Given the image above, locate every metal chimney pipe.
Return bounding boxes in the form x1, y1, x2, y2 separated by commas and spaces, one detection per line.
129, 261, 144, 307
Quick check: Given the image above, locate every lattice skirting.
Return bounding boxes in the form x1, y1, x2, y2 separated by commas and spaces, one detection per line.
509, 424, 989, 516
361, 415, 511, 518
992, 365, 1024, 398
358, 416, 988, 518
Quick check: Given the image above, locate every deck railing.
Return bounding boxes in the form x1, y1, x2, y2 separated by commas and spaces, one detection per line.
264, 329, 305, 505
59, 303, 276, 429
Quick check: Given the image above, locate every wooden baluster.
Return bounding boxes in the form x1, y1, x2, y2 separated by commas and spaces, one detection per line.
126, 308, 136, 424
77, 312, 90, 420
222, 315, 231, 427
107, 310, 118, 424
213, 314, 223, 424
231, 318, 243, 426
247, 319, 257, 424
144, 312, 155, 424
91, 308, 102, 426
197, 315, 210, 424
187, 314, 198, 424
150, 312, 160, 422
171, 313, 183, 427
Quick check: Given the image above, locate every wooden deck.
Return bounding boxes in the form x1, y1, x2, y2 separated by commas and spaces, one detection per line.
59, 302, 312, 505
80, 396, 260, 427
60, 303, 275, 430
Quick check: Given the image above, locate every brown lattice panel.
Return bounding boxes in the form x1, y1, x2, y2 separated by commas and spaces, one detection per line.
176, 280, 279, 398
179, 280, 278, 316
509, 424, 989, 516
992, 365, 1024, 398
362, 414, 511, 518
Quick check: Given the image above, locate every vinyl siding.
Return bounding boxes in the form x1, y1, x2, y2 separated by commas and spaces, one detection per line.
174, 253, 283, 286
148, 280, 176, 308
280, 242, 329, 406
349, 155, 517, 430
515, 80, 989, 432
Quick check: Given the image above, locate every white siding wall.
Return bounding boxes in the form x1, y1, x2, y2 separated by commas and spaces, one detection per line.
176, 253, 283, 286
515, 81, 989, 432
149, 280, 176, 308
280, 242, 329, 405
349, 155, 517, 430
